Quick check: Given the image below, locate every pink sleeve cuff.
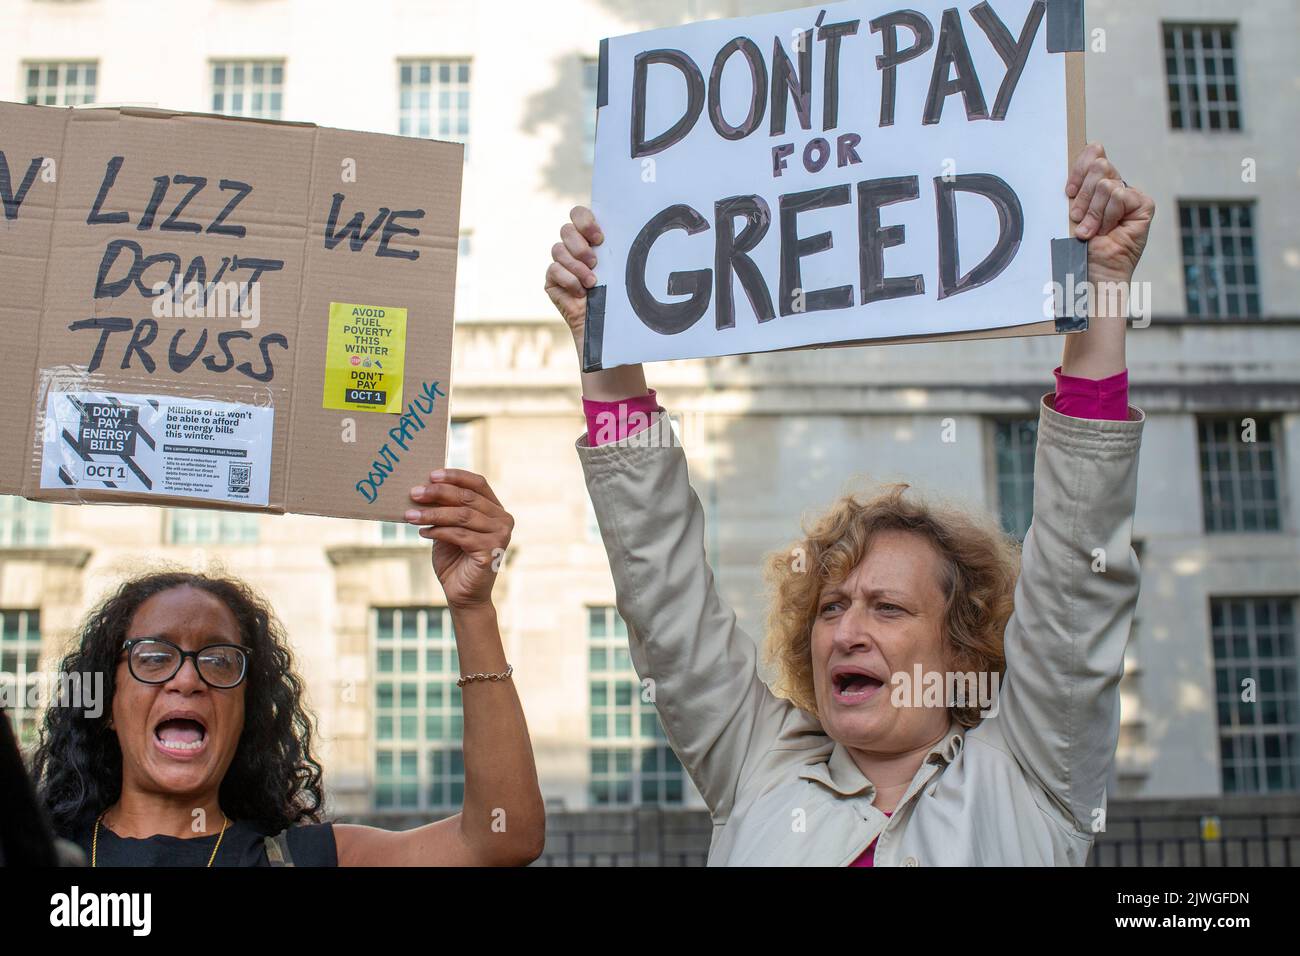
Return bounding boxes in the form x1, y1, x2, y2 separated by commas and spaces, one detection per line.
1052, 366, 1129, 421
583, 389, 662, 446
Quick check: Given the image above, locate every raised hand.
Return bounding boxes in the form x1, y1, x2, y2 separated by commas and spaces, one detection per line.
1067, 142, 1156, 286
544, 206, 648, 401
545, 205, 604, 345
407, 470, 514, 610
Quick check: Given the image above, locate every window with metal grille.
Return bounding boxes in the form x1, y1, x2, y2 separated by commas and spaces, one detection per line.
1179, 202, 1260, 317
993, 418, 1037, 541
373, 606, 465, 810
1198, 416, 1281, 533
211, 60, 284, 119
0, 497, 52, 547
0, 610, 42, 749
23, 61, 96, 106
399, 60, 470, 154
1162, 24, 1241, 132
1211, 597, 1299, 793
587, 606, 684, 805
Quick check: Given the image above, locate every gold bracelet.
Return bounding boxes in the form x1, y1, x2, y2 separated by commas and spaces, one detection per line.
457, 664, 514, 687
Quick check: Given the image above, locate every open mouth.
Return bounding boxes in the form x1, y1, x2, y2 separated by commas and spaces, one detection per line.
832, 669, 885, 704
153, 715, 208, 756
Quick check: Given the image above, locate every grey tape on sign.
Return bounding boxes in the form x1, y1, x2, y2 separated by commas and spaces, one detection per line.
1046, 0, 1086, 53
583, 285, 607, 372
1051, 238, 1089, 332
597, 38, 610, 109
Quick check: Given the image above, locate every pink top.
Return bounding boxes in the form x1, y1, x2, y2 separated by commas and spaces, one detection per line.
1052, 365, 1129, 420
850, 810, 893, 867
582, 365, 1131, 867
583, 367, 1130, 446
583, 389, 663, 445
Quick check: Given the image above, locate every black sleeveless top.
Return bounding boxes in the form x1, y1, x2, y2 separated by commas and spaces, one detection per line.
72, 818, 338, 867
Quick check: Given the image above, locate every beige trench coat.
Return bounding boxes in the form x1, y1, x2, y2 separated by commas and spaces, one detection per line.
577, 394, 1145, 866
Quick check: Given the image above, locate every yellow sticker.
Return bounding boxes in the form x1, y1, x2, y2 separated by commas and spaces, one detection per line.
322, 302, 407, 413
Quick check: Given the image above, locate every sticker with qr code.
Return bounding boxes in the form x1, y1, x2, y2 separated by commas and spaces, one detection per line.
228, 463, 252, 495
40, 391, 273, 506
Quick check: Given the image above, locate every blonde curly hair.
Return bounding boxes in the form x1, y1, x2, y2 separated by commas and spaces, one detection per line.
763, 483, 1021, 728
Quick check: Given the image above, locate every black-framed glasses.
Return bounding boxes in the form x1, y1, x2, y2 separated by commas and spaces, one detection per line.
121, 639, 251, 689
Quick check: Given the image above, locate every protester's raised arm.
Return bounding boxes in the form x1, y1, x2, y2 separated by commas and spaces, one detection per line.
974, 149, 1154, 831
334, 472, 544, 866
578, 415, 794, 820
549, 210, 795, 819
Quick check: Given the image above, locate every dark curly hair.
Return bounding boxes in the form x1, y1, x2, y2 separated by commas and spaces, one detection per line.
32, 570, 325, 838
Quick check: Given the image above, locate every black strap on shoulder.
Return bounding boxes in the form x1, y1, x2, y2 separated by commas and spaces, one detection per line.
264, 830, 295, 867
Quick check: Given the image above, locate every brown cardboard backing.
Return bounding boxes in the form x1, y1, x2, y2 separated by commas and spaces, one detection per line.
285, 127, 461, 518
0, 101, 462, 522
0, 104, 66, 495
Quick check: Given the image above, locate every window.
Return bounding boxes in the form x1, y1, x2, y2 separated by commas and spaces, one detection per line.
1211, 597, 1299, 793
1198, 416, 1281, 533
0, 610, 42, 749
0, 497, 52, 547
1162, 24, 1241, 131
23, 61, 97, 106
993, 419, 1037, 540
583, 57, 600, 164
166, 509, 259, 545
211, 60, 284, 120
1179, 202, 1260, 317
399, 60, 471, 152
373, 606, 464, 810
588, 606, 685, 806
379, 421, 476, 542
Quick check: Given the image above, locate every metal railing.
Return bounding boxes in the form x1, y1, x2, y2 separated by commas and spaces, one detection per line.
1088, 811, 1300, 867
535, 808, 710, 867
533, 806, 1300, 867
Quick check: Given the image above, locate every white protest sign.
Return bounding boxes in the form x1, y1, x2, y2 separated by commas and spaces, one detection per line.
586, 0, 1086, 370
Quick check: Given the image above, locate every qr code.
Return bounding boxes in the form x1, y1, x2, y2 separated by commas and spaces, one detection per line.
228, 463, 252, 495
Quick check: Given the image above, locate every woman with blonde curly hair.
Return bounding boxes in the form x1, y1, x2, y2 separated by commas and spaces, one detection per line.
544, 143, 1153, 865
763, 483, 1019, 732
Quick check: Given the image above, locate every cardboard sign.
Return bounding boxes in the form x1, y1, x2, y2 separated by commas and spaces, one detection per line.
585, 0, 1087, 371
0, 101, 462, 521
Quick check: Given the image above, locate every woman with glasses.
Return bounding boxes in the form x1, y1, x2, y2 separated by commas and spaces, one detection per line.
31, 469, 545, 867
